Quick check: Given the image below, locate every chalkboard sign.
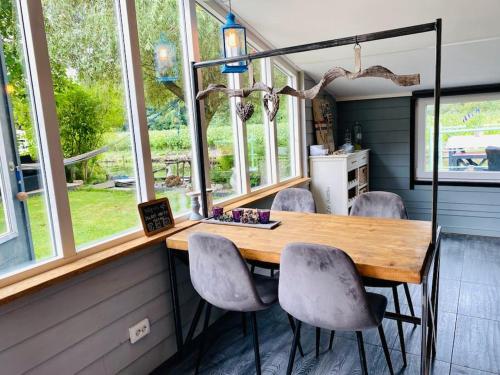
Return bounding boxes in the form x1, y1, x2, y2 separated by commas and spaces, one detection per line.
138, 198, 174, 236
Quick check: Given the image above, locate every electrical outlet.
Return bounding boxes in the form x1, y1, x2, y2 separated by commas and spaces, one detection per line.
129, 318, 150, 344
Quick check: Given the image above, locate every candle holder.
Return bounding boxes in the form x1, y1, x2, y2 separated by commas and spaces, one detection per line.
212, 206, 224, 219
257, 209, 271, 224
232, 208, 244, 222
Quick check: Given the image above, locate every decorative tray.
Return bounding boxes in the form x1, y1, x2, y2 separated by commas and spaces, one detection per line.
202, 217, 281, 230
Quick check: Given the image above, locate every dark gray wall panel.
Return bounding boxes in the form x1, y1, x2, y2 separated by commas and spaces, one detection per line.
338, 97, 500, 237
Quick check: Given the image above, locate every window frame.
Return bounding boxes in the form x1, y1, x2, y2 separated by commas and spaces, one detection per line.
412, 84, 500, 187
0, 0, 306, 286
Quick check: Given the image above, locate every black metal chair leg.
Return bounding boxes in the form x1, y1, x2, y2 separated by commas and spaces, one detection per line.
403, 283, 416, 325
250, 312, 262, 375
184, 299, 206, 348
250, 265, 256, 274
270, 269, 274, 277
286, 319, 302, 375
286, 314, 304, 357
241, 312, 247, 337
329, 330, 335, 350
195, 303, 212, 375
378, 325, 394, 375
356, 331, 369, 375
392, 286, 407, 366
315, 327, 321, 358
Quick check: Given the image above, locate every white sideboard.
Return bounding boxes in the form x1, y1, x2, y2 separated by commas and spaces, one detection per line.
309, 150, 369, 215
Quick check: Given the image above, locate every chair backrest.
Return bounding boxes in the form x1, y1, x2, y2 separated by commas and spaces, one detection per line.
188, 232, 263, 312
350, 191, 407, 219
279, 243, 378, 331
486, 146, 500, 171
271, 188, 316, 213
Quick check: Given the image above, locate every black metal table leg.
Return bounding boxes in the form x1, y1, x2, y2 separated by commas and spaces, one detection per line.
430, 242, 441, 358
167, 247, 184, 353
421, 232, 441, 375
421, 273, 429, 375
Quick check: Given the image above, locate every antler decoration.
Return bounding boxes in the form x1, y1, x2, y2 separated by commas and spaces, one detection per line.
196, 66, 420, 121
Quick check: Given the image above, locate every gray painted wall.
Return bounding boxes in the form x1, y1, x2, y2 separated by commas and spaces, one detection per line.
0, 244, 204, 375
338, 96, 500, 237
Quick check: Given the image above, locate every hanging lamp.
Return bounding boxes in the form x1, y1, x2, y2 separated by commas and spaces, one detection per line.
154, 33, 178, 83
221, 0, 248, 73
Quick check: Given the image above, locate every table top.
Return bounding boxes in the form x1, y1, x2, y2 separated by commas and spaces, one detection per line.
166, 211, 433, 284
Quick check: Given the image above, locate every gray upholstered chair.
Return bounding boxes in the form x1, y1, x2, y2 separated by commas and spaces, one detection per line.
251, 187, 316, 278
188, 232, 294, 374
279, 243, 394, 375
271, 187, 316, 213
486, 146, 500, 171
350, 191, 413, 366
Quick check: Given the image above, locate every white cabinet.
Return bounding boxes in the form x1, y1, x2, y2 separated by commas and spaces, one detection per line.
309, 150, 369, 215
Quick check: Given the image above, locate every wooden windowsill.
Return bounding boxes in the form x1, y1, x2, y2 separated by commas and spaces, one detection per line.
0, 176, 310, 305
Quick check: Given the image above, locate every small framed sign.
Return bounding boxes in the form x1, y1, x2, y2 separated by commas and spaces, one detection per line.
138, 198, 175, 236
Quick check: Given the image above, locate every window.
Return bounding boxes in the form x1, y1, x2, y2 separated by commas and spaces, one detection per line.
42, 0, 141, 249
196, 4, 241, 201
240, 51, 270, 190
0, 0, 57, 273
273, 64, 296, 181
135, 0, 192, 216
415, 92, 500, 183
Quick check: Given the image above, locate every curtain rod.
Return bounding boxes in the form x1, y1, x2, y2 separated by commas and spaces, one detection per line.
193, 21, 437, 69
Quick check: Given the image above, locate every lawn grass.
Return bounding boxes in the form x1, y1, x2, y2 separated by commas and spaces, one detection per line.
27, 188, 191, 260
0, 202, 6, 233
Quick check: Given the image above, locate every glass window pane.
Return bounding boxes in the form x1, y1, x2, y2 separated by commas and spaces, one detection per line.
135, 0, 191, 216
423, 95, 500, 174
42, 0, 140, 248
1, 0, 56, 265
240, 53, 269, 189
273, 65, 294, 180
196, 5, 240, 201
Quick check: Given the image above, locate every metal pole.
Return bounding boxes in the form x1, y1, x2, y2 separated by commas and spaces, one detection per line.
191, 61, 209, 218
194, 22, 436, 69
431, 18, 442, 244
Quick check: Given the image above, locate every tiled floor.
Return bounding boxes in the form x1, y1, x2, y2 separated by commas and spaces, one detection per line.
164, 234, 500, 374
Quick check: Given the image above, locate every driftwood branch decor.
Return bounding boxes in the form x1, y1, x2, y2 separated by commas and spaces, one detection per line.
197, 65, 420, 122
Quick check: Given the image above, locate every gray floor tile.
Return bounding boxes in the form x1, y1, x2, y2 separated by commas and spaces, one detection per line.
399, 308, 456, 363
439, 235, 465, 280
453, 315, 500, 373
389, 351, 450, 375
462, 258, 500, 286
459, 282, 500, 321
409, 277, 460, 314
450, 364, 498, 375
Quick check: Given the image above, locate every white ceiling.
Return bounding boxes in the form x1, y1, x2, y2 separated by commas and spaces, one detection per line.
214, 0, 500, 100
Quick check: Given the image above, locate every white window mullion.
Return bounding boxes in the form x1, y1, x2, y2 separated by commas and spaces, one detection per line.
298, 71, 307, 177
18, 0, 76, 257
117, 0, 155, 202
290, 74, 301, 177
264, 58, 279, 183
230, 73, 250, 194
179, 0, 210, 196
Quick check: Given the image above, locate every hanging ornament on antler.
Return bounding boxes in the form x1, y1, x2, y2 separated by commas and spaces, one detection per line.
263, 92, 280, 121
236, 101, 254, 122
235, 60, 255, 122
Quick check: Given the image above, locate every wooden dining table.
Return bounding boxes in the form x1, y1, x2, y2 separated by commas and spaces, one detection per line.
165, 211, 441, 375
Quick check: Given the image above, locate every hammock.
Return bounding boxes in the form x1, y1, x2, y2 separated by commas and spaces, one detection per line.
20, 137, 127, 170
